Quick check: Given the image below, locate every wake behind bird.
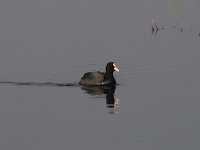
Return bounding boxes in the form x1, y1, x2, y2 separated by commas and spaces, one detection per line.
0, 81, 78, 87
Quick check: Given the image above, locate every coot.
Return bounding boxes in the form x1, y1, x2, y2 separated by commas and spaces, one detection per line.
79, 62, 119, 86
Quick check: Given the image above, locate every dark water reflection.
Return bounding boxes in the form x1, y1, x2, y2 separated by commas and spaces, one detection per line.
81, 85, 120, 110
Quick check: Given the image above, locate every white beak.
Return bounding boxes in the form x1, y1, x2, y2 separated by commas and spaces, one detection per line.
113, 63, 119, 72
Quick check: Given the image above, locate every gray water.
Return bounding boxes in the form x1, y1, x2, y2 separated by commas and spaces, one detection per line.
0, 0, 200, 149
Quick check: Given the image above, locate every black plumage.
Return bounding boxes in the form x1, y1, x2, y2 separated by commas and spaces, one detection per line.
79, 62, 119, 86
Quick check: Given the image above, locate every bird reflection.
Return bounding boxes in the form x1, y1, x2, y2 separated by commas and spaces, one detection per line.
81, 85, 120, 109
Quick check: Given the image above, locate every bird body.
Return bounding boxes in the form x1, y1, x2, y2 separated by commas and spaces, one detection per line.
79, 62, 119, 86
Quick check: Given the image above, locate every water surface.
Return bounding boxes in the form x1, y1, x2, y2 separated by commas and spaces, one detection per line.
0, 0, 200, 149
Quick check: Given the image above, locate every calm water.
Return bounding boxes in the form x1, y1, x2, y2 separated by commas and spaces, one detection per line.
0, 0, 200, 149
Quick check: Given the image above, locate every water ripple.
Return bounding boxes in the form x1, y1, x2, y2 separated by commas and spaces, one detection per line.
0, 81, 78, 87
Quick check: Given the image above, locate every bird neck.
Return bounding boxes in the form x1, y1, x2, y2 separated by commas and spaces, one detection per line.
105, 70, 114, 79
